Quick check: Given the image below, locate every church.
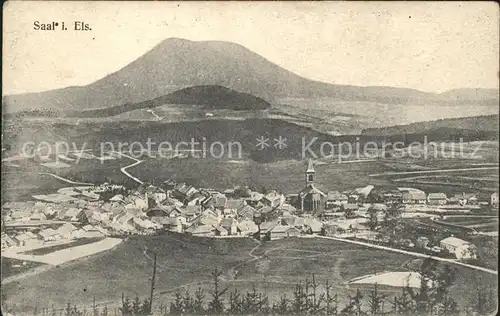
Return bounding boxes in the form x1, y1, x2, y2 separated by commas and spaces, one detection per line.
296, 159, 326, 213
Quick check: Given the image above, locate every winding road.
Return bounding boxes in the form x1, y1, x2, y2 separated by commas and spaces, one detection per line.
304, 235, 498, 275
110, 151, 144, 184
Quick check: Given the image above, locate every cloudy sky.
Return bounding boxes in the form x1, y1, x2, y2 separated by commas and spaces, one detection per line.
3, 1, 499, 95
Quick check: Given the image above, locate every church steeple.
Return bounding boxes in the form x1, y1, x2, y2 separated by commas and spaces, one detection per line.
306, 159, 315, 186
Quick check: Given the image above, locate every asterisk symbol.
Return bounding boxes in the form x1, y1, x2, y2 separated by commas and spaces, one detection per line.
274, 136, 287, 149
255, 136, 270, 150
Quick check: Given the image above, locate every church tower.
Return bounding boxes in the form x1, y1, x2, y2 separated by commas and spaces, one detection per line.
306, 159, 315, 186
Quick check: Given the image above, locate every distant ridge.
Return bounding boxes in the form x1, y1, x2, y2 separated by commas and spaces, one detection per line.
361, 114, 499, 136
3, 38, 499, 112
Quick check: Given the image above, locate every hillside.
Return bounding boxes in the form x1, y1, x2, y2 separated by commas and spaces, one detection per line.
4, 38, 499, 113
4, 85, 271, 119
2, 234, 495, 314
361, 114, 499, 137
2, 118, 339, 162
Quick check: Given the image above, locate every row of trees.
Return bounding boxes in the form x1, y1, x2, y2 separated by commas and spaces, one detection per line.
4, 259, 497, 316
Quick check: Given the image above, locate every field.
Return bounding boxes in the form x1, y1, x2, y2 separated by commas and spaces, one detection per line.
1, 234, 497, 314
22, 237, 105, 256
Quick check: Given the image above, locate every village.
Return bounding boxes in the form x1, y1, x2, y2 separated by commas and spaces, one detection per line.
1, 159, 498, 266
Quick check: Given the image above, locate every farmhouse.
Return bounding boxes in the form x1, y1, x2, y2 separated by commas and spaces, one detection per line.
440, 237, 477, 260
427, 193, 447, 205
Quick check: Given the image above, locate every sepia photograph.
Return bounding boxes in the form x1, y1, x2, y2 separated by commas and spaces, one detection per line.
1, 1, 499, 315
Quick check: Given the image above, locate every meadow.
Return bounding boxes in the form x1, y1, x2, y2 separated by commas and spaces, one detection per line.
2, 234, 497, 314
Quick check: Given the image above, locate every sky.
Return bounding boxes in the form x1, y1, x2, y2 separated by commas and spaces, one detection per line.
3, 1, 499, 95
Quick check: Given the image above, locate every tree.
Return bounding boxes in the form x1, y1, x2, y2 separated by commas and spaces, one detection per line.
367, 207, 379, 231
207, 267, 228, 315
307, 274, 325, 314
325, 279, 339, 316
119, 296, 132, 316
292, 281, 307, 315
65, 302, 72, 316
193, 288, 205, 314
182, 290, 194, 314
100, 305, 108, 316
341, 289, 365, 316
272, 295, 289, 315
169, 292, 184, 316
141, 298, 151, 315
229, 289, 242, 315
367, 283, 386, 315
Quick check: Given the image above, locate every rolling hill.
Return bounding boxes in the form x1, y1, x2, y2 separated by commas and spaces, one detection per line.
361, 114, 499, 137
3, 38, 499, 113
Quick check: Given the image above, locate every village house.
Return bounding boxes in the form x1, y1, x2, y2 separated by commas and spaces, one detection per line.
114, 213, 136, 233
14, 232, 39, 246
56, 222, 78, 239
258, 205, 281, 221
258, 221, 278, 240
172, 183, 199, 202
326, 191, 349, 208
351, 185, 375, 204
449, 193, 478, 206
303, 218, 323, 234
9, 210, 32, 222
280, 215, 305, 229
401, 190, 427, 204
133, 217, 158, 233
1, 233, 16, 249
245, 192, 264, 207
167, 217, 184, 233
191, 210, 220, 227
38, 228, 61, 242
220, 218, 238, 235
237, 205, 257, 220
57, 207, 86, 222
146, 205, 174, 218
427, 193, 448, 205
214, 225, 228, 236
341, 203, 359, 216
224, 199, 247, 214
162, 179, 177, 191
268, 225, 301, 240
74, 225, 105, 239
381, 189, 403, 205
202, 193, 228, 211
185, 224, 216, 237
237, 219, 259, 236
416, 236, 430, 248
491, 192, 498, 208
440, 236, 477, 260
262, 191, 286, 208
